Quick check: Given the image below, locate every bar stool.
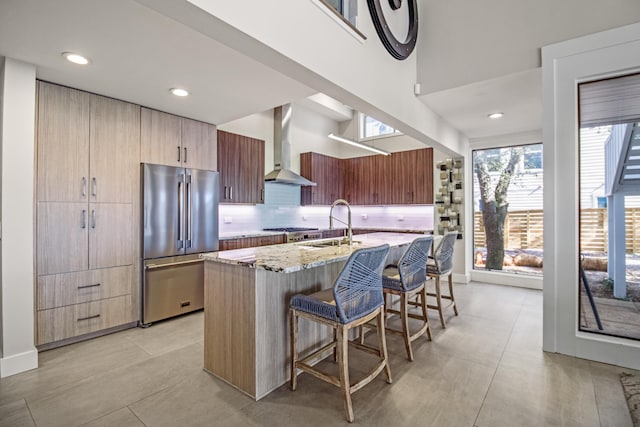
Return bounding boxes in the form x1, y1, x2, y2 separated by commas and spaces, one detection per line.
381, 236, 433, 361
426, 231, 459, 328
289, 244, 391, 423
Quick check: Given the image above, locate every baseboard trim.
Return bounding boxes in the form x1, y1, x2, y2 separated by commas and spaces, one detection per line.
0, 348, 38, 378
470, 270, 543, 290
452, 273, 471, 284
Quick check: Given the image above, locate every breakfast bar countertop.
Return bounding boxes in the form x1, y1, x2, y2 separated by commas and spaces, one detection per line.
201, 232, 427, 273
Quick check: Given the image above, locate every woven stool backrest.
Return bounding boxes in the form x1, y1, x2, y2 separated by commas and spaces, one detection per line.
398, 236, 433, 292
333, 244, 390, 324
433, 231, 458, 275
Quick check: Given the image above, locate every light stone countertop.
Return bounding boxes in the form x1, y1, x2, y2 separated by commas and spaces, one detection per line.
201, 232, 427, 273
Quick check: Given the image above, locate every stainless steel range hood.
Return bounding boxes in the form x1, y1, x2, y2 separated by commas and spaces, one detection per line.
264, 104, 316, 186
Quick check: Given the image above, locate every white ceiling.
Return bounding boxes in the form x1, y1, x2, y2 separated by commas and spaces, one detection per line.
0, 0, 315, 126
2, 0, 639, 144
419, 68, 542, 140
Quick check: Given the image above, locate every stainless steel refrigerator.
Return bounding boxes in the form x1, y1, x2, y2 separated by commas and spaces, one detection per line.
141, 164, 219, 325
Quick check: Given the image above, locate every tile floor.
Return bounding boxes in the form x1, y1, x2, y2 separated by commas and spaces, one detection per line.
0, 282, 637, 427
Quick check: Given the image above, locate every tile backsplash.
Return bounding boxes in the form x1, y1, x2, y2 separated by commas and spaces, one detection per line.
219, 182, 434, 234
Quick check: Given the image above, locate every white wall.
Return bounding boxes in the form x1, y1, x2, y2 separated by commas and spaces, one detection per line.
543, 23, 640, 369
217, 103, 437, 236
0, 57, 37, 377
418, 0, 640, 94
138, 0, 468, 157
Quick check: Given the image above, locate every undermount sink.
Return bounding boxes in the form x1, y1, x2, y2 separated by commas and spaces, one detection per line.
297, 238, 361, 248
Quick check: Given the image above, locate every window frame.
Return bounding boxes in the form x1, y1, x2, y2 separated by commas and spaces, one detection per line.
358, 112, 402, 141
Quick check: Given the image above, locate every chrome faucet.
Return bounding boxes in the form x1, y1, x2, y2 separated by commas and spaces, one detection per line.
329, 199, 352, 245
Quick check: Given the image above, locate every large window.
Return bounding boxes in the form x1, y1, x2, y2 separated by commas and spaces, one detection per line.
578, 72, 640, 342
320, 0, 357, 26
472, 143, 543, 276
359, 113, 401, 140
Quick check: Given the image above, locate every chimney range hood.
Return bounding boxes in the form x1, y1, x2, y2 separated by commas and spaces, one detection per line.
264, 104, 316, 186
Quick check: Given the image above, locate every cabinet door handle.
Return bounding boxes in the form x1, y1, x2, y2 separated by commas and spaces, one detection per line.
77, 314, 100, 322
82, 177, 87, 198
186, 177, 192, 248
261, 188, 264, 202
184, 147, 187, 163
81, 210, 86, 229
77, 283, 101, 290
177, 146, 181, 162
91, 177, 97, 198
229, 186, 233, 200
91, 209, 96, 229
177, 179, 184, 249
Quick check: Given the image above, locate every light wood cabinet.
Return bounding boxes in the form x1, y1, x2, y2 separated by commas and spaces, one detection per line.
88, 203, 133, 270
37, 83, 90, 203
37, 266, 133, 311
182, 118, 217, 171
36, 202, 89, 276
90, 95, 139, 203
36, 295, 135, 345
217, 130, 265, 204
141, 108, 217, 171
35, 82, 139, 347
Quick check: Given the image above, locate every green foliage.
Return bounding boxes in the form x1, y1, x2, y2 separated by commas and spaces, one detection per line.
602, 277, 614, 289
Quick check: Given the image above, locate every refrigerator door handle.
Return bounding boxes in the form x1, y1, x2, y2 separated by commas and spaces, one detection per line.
185, 175, 192, 248
177, 178, 184, 250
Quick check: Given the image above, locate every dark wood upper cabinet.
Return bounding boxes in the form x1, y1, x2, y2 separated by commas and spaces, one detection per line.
217, 130, 265, 204
300, 148, 433, 205
300, 152, 344, 205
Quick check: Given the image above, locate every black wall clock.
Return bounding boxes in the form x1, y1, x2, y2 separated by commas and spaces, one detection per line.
367, 0, 418, 60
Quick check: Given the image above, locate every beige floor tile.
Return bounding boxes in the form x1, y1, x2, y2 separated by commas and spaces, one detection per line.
2, 284, 636, 427
125, 311, 205, 356
130, 368, 253, 427
503, 306, 543, 356
360, 355, 496, 427
589, 362, 635, 427
27, 342, 204, 427
0, 331, 151, 407
428, 313, 512, 368
0, 399, 35, 427
476, 352, 600, 427
82, 407, 145, 427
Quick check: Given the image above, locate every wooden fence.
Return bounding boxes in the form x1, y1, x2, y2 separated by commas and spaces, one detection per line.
474, 207, 640, 253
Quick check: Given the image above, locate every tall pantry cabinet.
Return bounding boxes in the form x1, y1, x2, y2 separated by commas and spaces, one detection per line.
35, 82, 139, 347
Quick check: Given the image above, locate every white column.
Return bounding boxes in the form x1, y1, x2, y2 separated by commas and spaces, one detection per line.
0, 57, 38, 377
608, 193, 626, 298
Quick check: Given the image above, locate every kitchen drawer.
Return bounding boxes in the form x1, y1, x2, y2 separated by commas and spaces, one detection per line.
36, 294, 135, 345
37, 265, 133, 310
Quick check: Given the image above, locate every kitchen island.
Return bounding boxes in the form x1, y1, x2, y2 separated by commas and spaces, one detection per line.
200, 232, 426, 400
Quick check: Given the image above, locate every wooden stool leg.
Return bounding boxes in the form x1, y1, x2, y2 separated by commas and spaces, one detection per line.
435, 276, 446, 328
420, 287, 432, 341
376, 308, 392, 384
449, 273, 458, 316
333, 328, 338, 362
290, 310, 298, 390
400, 293, 413, 361
337, 326, 354, 423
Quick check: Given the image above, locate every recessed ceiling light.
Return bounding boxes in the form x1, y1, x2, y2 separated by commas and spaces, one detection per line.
62, 52, 90, 65
170, 88, 189, 97
488, 112, 504, 119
